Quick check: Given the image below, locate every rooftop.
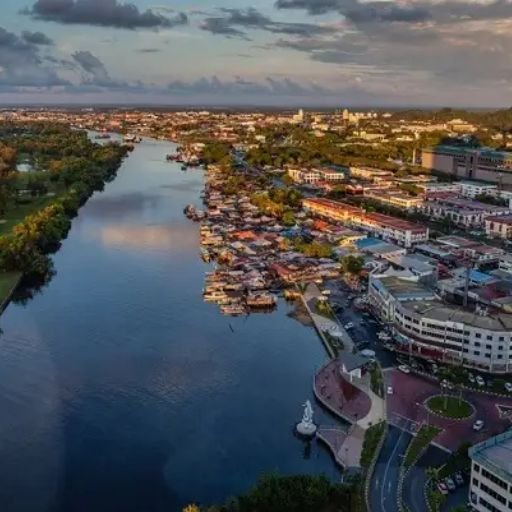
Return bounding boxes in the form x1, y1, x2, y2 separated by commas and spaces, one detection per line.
469, 430, 512, 484
401, 299, 512, 331
378, 276, 436, 300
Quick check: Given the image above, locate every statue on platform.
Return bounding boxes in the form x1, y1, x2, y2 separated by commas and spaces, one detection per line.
295, 400, 317, 437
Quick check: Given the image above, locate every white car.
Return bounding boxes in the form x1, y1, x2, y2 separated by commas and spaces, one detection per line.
476, 376, 485, 387
505, 382, 512, 393
468, 373, 476, 384
387, 386, 394, 395
473, 420, 484, 431
398, 365, 411, 374
344, 322, 354, 330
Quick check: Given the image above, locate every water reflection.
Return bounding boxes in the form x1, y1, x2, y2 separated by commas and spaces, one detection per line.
0, 137, 338, 512
99, 224, 197, 252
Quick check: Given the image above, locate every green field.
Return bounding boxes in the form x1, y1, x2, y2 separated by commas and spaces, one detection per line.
426, 395, 473, 419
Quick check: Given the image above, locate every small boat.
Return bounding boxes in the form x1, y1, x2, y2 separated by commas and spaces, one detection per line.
181, 165, 188, 171
201, 248, 211, 263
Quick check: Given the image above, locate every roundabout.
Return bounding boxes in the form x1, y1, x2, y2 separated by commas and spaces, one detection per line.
425, 394, 475, 420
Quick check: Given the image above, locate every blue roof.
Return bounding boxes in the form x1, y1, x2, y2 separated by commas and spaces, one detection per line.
470, 270, 494, 284
356, 237, 383, 249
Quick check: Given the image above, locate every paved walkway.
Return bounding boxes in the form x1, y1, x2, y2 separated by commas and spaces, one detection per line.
317, 425, 364, 469
314, 359, 372, 424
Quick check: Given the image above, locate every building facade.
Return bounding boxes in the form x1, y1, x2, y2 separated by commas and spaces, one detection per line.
469, 430, 512, 512
368, 275, 512, 373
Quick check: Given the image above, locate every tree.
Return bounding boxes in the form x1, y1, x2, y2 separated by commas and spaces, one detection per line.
341, 255, 364, 276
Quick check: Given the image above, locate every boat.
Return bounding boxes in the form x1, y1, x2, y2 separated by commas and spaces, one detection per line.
201, 248, 211, 263
246, 292, 277, 309
221, 304, 246, 316
183, 204, 196, 218
123, 134, 141, 143
181, 165, 188, 171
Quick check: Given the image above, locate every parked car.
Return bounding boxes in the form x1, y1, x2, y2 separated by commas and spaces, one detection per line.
344, 322, 354, 330
387, 386, 394, 395
476, 376, 485, 387
505, 382, 512, 393
468, 373, 476, 384
454, 472, 464, 486
437, 481, 449, 495
473, 419, 484, 431
445, 477, 456, 491
398, 365, 411, 374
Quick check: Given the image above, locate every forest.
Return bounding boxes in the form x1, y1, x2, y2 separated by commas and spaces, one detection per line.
0, 122, 129, 304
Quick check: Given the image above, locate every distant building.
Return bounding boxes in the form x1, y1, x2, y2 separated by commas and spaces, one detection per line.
420, 145, 512, 184
485, 215, 512, 239
469, 430, 512, 511
460, 181, 499, 198
303, 198, 429, 247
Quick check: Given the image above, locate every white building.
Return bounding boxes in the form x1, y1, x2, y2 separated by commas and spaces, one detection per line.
460, 181, 498, 198
485, 215, 512, 239
368, 275, 512, 373
469, 430, 512, 512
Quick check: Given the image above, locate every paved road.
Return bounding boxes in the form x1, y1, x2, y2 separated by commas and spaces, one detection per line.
370, 425, 411, 512
403, 445, 449, 512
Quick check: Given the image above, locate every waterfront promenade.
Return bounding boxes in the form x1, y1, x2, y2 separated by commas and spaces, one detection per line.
301, 283, 386, 469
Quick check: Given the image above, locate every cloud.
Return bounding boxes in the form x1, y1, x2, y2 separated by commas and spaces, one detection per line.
24, 0, 188, 30
72, 50, 118, 87
272, 0, 512, 96
0, 27, 68, 88
167, 75, 330, 97
22, 31, 54, 45
201, 7, 338, 39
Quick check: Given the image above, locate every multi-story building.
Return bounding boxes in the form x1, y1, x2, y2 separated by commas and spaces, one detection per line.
368, 275, 512, 373
364, 190, 424, 210
421, 145, 512, 185
469, 430, 512, 512
485, 215, 512, 239
421, 197, 512, 228
460, 181, 499, 198
349, 166, 394, 182
303, 198, 429, 248
288, 167, 345, 184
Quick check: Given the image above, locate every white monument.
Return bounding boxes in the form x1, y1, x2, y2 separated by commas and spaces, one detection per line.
295, 400, 317, 437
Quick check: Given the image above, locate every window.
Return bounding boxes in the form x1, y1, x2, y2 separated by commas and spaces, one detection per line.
476, 333, 482, 339
487, 335, 493, 341
480, 482, 507, 505
482, 468, 509, 490
479, 496, 502, 512
474, 351, 481, 356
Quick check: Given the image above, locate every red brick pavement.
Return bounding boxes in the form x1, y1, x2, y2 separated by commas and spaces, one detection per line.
387, 370, 512, 451
314, 360, 371, 423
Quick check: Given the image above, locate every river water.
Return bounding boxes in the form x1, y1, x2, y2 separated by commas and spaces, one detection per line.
0, 137, 337, 512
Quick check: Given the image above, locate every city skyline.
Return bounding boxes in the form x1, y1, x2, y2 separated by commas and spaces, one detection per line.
1, 0, 512, 107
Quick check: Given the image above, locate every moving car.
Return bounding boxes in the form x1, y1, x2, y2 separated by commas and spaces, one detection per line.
344, 322, 354, 330
473, 419, 484, 431
398, 365, 411, 374
454, 472, 464, 486
387, 386, 394, 395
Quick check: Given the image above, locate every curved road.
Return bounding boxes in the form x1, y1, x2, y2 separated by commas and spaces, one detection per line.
370, 426, 412, 512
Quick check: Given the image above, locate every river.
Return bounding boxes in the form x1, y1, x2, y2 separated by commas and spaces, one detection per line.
0, 137, 338, 512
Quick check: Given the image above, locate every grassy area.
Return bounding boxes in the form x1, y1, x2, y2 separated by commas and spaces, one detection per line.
426, 395, 473, 419
360, 421, 386, 469
0, 194, 61, 236
0, 271, 22, 307
369, 362, 384, 398
404, 425, 441, 470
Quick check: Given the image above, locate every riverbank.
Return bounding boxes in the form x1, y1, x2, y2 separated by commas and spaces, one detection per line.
0, 136, 338, 512
0, 125, 129, 313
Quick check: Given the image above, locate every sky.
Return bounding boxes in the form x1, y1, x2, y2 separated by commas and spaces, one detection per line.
0, 0, 511, 107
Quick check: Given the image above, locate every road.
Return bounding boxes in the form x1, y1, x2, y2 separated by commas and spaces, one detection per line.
370, 426, 411, 512
402, 445, 450, 512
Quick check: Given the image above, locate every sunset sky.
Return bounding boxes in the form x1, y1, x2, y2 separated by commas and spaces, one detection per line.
1, 0, 511, 106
